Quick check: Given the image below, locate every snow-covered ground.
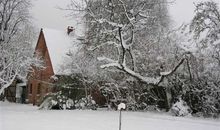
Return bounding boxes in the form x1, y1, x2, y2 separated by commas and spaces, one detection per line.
0, 102, 219, 130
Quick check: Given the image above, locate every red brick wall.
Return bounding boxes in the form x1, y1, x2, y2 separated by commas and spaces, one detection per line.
27, 30, 54, 105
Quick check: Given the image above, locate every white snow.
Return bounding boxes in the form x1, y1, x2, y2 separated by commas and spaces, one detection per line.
97, 56, 117, 63
1, 102, 220, 130
98, 18, 123, 28
213, 39, 220, 45
179, 43, 198, 53
160, 71, 172, 76
42, 28, 79, 75
100, 62, 120, 69
16, 83, 26, 87
118, 103, 126, 110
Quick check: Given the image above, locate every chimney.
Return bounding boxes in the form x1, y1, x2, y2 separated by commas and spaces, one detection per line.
67, 26, 74, 35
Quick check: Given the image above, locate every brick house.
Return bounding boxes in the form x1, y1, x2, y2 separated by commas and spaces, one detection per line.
27, 27, 75, 105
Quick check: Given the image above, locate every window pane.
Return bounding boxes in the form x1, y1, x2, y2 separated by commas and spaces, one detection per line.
29, 84, 32, 94
37, 83, 41, 94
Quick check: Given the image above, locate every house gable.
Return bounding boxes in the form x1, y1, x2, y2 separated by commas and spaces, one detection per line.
27, 27, 81, 105
27, 29, 55, 105
34, 29, 55, 79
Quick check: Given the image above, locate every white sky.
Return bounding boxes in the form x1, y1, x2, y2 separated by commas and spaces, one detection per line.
169, 0, 219, 26
31, 0, 73, 30
31, 0, 220, 30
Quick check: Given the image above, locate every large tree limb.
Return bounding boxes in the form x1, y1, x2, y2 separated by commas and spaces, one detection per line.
157, 58, 185, 85
99, 56, 186, 86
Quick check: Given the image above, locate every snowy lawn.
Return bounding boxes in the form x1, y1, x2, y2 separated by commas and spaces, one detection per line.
0, 102, 220, 130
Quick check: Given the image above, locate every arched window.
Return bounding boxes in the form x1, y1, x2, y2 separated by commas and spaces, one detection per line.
37, 83, 41, 94
29, 84, 32, 94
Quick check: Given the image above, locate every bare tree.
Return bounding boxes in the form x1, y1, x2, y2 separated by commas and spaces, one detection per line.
0, 0, 43, 95
190, 1, 220, 66
171, 1, 220, 116
64, 0, 192, 109
72, 0, 185, 86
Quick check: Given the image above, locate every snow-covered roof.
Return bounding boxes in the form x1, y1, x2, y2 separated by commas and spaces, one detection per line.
16, 83, 26, 87
42, 28, 78, 75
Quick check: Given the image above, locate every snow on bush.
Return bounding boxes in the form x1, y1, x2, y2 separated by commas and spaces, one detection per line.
118, 103, 126, 110
39, 97, 54, 110
39, 92, 97, 110
75, 95, 97, 110
38, 92, 75, 110
66, 99, 74, 109
171, 98, 191, 116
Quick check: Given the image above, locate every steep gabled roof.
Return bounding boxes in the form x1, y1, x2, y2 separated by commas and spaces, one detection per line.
41, 28, 78, 75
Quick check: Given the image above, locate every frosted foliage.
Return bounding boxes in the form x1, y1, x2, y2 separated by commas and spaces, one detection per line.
171, 98, 191, 117
39, 94, 75, 110
66, 99, 74, 109
0, 0, 43, 95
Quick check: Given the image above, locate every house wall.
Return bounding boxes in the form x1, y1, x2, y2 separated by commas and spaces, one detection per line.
27, 30, 55, 105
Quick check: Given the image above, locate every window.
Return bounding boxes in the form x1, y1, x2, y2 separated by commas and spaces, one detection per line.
45, 88, 49, 93
29, 84, 32, 94
37, 83, 41, 94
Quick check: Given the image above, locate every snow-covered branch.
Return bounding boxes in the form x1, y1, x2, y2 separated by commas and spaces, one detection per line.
98, 53, 186, 85
88, 41, 119, 51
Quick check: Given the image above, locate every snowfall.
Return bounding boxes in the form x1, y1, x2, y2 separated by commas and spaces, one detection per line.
0, 102, 220, 130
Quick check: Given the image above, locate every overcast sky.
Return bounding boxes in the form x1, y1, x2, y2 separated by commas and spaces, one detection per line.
31, 0, 220, 30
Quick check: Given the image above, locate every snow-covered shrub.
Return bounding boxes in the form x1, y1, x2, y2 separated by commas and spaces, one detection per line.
183, 81, 220, 118
135, 85, 169, 111
75, 95, 97, 110
99, 80, 170, 111
55, 93, 75, 110
170, 98, 191, 116
39, 91, 97, 110
99, 83, 127, 110
39, 73, 97, 110
39, 92, 75, 110
38, 96, 53, 110
167, 72, 220, 118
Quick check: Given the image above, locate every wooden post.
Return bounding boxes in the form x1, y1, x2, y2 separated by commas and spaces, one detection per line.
118, 103, 125, 130
119, 110, 122, 130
